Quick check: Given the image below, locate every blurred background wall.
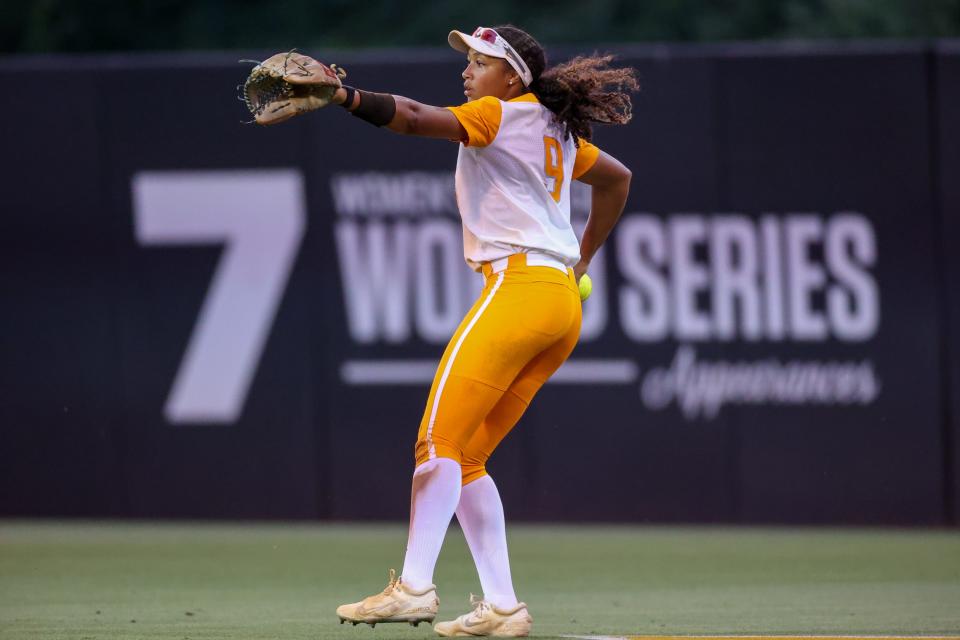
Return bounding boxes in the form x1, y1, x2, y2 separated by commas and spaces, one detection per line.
3, 0, 960, 52
1, 1, 959, 526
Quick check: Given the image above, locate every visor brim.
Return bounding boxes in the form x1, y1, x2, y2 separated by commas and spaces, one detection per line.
447, 30, 505, 59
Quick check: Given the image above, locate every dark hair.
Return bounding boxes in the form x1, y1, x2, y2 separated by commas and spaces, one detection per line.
494, 25, 639, 144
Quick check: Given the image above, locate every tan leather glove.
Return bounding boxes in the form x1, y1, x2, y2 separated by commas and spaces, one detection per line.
242, 51, 346, 125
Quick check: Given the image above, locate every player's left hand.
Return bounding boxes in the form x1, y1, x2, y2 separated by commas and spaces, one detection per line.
241, 51, 347, 125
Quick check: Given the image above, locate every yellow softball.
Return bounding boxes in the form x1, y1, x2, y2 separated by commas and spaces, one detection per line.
578, 273, 593, 302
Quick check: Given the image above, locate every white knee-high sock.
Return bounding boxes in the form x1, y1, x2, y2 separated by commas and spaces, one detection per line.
400, 457, 462, 590
456, 475, 519, 609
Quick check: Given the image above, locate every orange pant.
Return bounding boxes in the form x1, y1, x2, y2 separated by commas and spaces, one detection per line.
414, 254, 582, 485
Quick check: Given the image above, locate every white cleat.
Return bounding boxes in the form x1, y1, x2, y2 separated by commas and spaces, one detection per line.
336, 569, 439, 627
434, 595, 532, 637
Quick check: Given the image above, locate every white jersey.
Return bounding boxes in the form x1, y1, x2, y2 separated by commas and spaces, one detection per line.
446, 93, 600, 270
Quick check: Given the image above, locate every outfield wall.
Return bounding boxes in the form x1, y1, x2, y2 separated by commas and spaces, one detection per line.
0, 42, 957, 524
939, 42, 960, 524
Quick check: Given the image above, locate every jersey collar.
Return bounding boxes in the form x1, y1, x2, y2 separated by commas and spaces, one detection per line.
508, 92, 539, 103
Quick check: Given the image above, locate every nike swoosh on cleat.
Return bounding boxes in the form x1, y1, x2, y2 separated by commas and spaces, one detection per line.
356, 603, 400, 617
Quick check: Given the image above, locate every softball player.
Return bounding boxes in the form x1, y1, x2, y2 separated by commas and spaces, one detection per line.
333, 25, 636, 636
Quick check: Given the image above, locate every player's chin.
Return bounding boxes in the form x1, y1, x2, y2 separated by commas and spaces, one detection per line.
464, 86, 487, 101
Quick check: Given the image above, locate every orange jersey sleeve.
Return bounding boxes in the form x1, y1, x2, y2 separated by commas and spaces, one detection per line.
445, 96, 503, 147
572, 139, 601, 180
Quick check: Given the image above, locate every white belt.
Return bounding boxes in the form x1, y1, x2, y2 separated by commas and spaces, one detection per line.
487, 253, 569, 275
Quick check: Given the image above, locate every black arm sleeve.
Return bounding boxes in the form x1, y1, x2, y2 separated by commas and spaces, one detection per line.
341, 87, 397, 127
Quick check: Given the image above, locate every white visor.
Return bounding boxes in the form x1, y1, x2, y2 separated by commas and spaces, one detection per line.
448, 28, 534, 87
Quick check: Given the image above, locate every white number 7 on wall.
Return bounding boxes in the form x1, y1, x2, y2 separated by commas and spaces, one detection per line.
132, 170, 306, 425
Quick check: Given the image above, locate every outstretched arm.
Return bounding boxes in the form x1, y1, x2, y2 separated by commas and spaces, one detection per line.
573, 151, 632, 281
333, 87, 468, 141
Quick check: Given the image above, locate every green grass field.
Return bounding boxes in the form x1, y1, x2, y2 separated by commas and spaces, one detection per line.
1, 522, 958, 639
